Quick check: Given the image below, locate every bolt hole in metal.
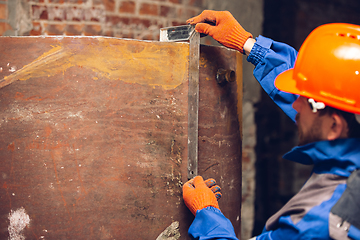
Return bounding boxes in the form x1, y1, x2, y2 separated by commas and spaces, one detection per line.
216, 69, 236, 85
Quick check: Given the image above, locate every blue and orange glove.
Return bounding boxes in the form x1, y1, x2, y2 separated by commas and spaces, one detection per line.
183, 176, 222, 215
186, 10, 253, 54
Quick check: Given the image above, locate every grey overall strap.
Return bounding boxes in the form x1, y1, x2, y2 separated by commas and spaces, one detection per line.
331, 169, 360, 230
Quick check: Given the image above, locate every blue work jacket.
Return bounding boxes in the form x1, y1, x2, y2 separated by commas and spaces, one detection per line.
188, 36, 360, 240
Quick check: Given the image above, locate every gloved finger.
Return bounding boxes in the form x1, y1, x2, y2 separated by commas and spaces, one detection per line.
192, 176, 207, 188
194, 22, 217, 36
204, 178, 217, 188
182, 178, 195, 191
210, 184, 222, 200
214, 191, 222, 200
210, 185, 221, 194
186, 10, 217, 25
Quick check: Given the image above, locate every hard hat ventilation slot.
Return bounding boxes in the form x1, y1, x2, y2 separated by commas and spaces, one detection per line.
337, 32, 360, 40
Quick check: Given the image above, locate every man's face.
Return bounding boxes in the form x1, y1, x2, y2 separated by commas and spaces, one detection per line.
292, 96, 326, 146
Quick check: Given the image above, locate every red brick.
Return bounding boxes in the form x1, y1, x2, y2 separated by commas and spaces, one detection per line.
65, 7, 83, 21
92, 0, 103, 4
160, 5, 169, 17
64, 0, 86, 3
130, 17, 151, 28
171, 20, 186, 26
104, 0, 115, 11
169, 0, 182, 4
160, 5, 177, 18
30, 22, 42, 35
65, 24, 84, 35
44, 23, 65, 35
106, 15, 130, 25
83, 8, 105, 22
103, 30, 114, 37
139, 3, 158, 16
32, 5, 48, 20
49, 0, 65, 3
0, 4, 7, 20
93, 0, 114, 9
115, 31, 134, 39
48, 6, 65, 21
91, 0, 115, 11
141, 34, 155, 41
83, 24, 102, 36
119, 1, 136, 14
0, 22, 12, 36
178, 8, 198, 20
188, 0, 202, 8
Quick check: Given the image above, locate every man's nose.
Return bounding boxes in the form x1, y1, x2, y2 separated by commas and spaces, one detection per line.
292, 96, 303, 112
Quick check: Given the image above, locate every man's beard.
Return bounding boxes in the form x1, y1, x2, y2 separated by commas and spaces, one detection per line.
296, 113, 324, 146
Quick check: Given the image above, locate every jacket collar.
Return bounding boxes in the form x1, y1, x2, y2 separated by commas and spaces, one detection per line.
283, 138, 360, 177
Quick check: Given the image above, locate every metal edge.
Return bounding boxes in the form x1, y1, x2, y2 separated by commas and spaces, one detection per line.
159, 25, 195, 42
187, 31, 200, 179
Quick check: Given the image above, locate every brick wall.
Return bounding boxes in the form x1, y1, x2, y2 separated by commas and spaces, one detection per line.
0, 1, 11, 35
1, 0, 203, 40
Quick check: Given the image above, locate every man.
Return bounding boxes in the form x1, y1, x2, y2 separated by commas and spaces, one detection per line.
182, 10, 360, 240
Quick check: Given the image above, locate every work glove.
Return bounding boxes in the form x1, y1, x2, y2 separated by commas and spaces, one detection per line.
204, 178, 222, 200
186, 10, 253, 54
183, 176, 221, 215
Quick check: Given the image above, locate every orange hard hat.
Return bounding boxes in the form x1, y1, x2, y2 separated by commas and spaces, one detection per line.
275, 23, 360, 114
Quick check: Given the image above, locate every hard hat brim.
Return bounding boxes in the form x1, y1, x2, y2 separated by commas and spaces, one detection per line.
275, 68, 302, 96
275, 68, 360, 114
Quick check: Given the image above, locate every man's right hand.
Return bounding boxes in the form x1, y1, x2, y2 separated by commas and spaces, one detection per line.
187, 10, 253, 54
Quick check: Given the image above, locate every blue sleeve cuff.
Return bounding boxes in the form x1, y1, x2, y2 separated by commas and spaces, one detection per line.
348, 225, 360, 240
246, 35, 298, 121
247, 35, 272, 66
188, 207, 238, 240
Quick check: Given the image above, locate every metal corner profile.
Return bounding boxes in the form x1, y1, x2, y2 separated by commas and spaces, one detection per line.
159, 25, 200, 179
159, 25, 196, 42
187, 30, 200, 179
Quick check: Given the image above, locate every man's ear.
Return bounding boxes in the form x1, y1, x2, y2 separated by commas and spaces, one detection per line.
327, 113, 348, 141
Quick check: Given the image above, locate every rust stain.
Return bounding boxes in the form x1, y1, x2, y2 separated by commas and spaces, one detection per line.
50, 150, 72, 221
45, 126, 52, 137
2, 182, 12, 209
7, 142, 15, 152
235, 52, 243, 139
73, 143, 87, 196
1, 38, 189, 90
8, 142, 15, 179
25, 141, 69, 150
15, 91, 54, 102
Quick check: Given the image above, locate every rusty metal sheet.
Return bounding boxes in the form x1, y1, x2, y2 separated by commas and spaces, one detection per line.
198, 45, 243, 232
0, 36, 242, 239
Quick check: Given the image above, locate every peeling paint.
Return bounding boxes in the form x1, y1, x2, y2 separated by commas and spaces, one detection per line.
1, 38, 189, 90
8, 207, 30, 240
156, 221, 180, 240
9, 66, 17, 72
